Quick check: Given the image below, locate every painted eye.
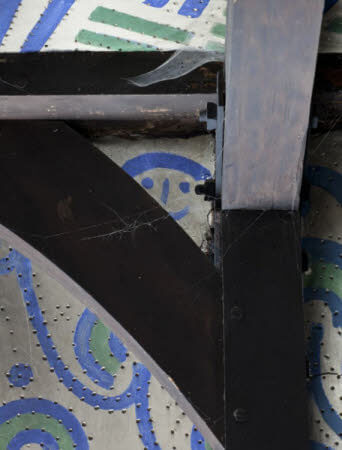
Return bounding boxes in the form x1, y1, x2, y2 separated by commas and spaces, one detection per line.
141, 177, 154, 189
179, 182, 190, 194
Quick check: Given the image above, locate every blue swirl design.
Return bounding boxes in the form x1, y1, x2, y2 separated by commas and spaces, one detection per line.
8, 429, 59, 449
0, 398, 88, 449
74, 308, 127, 389
0, 248, 160, 449
304, 165, 342, 444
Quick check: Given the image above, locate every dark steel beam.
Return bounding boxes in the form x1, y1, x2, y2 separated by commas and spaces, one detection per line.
222, 210, 307, 450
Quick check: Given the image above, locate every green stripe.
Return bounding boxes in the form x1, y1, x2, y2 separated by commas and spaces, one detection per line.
90, 321, 121, 374
304, 262, 342, 297
326, 17, 342, 34
206, 40, 225, 52
90, 7, 190, 43
75, 30, 155, 51
211, 23, 225, 39
0, 413, 73, 449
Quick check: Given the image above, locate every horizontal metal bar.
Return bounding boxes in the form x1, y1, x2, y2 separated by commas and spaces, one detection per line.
0, 94, 216, 120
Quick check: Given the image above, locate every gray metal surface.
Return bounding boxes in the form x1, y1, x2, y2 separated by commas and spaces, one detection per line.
0, 94, 216, 120
222, 0, 324, 210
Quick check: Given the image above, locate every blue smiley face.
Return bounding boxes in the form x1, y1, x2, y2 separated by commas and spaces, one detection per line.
122, 153, 211, 221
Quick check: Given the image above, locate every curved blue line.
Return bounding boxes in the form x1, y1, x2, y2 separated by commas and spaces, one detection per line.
0, 398, 88, 448
308, 324, 342, 436
108, 332, 127, 363
304, 288, 342, 328
8, 429, 59, 450
0, 0, 22, 45
310, 441, 333, 450
122, 153, 211, 181
305, 165, 342, 204
169, 206, 190, 221
178, 0, 210, 18
74, 309, 114, 389
0, 250, 160, 449
21, 0, 76, 52
191, 425, 206, 449
303, 238, 342, 268
161, 178, 170, 205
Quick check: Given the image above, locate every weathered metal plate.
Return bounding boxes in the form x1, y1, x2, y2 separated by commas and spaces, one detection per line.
0, 121, 224, 443
223, 210, 308, 450
0, 227, 222, 449
223, 0, 324, 210
0, 0, 226, 53
303, 130, 342, 449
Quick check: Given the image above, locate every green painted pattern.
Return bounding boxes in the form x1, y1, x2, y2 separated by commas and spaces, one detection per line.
206, 40, 225, 52
0, 413, 73, 448
90, 7, 191, 43
210, 23, 225, 39
90, 320, 121, 374
326, 17, 342, 33
205, 442, 213, 450
304, 262, 342, 298
75, 30, 155, 51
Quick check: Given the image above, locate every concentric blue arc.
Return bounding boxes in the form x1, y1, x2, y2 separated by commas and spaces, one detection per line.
0, 398, 88, 449
0, 248, 160, 449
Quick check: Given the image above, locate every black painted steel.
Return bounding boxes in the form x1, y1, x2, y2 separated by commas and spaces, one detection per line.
0, 120, 224, 441
222, 210, 307, 450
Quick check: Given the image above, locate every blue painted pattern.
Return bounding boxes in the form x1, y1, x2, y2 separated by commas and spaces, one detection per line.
0, 398, 88, 448
0, 0, 22, 46
191, 425, 207, 448
74, 308, 115, 389
308, 324, 342, 437
144, 0, 210, 18
22, 0, 76, 52
8, 429, 59, 449
8, 363, 33, 388
304, 165, 342, 446
123, 153, 211, 221
0, 248, 160, 449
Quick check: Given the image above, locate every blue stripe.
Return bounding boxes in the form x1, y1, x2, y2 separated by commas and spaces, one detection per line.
304, 287, 342, 328
302, 237, 342, 268
122, 153, 211, 181
0, 249, 160, 449
74, 309, 114, 389
8, 429, 59, 450
169, 206, 189, 221
143, 0, 169, 6
0, 0, 22, 45
308, 324, 342, 436
108, 332, 127, 363
22, 0, 76, 52
0, 398, 88, 448
161, 178, 170, 205
178, 0, 210, 18
191, 425, 206, 449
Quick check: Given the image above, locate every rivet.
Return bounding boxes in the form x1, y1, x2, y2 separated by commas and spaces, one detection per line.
233, 408, 248, 423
